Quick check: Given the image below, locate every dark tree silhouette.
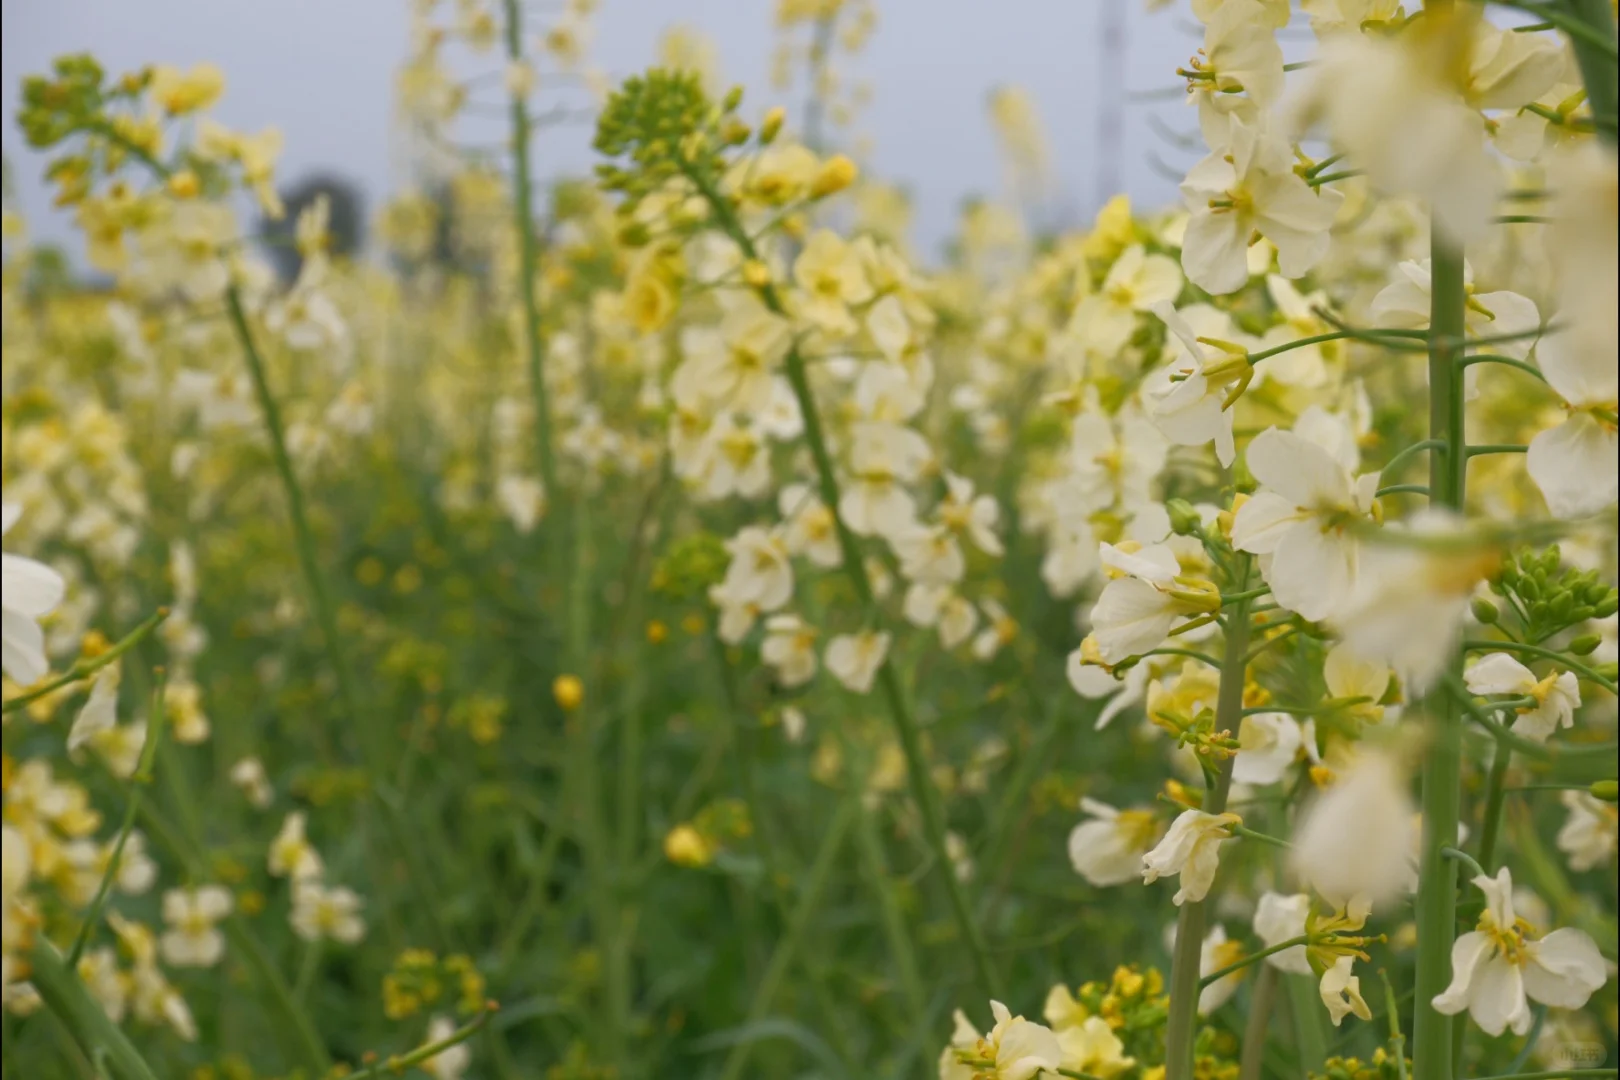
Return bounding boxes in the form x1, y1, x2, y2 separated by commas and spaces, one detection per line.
261, 172, 366, 281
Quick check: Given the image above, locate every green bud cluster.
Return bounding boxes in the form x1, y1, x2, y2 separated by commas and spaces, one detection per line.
16, 53, 116, 149
650, 531, 729, 601
1309, 1052, 1411, 1080
592, 68, 740, 209
1490, 545, 1618, 643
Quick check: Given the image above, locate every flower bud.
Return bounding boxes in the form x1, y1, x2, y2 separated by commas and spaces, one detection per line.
759, 106, 786, 144
552, 674, 585, 711
1470, 597, 1499, 624
809, 154, 858, 198
722, 85, 744, 112
1568, 634, 1602, 656
1590, 780, 1619, 803
1167, 499, 1203, 537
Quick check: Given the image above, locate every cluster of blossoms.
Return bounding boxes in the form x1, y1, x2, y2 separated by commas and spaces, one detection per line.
0, 0, 1615, 1076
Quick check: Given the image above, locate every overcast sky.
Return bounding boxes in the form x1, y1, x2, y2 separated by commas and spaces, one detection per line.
1, 0, 1212, 262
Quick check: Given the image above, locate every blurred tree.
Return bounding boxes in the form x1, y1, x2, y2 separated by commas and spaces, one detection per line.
261, 172, 365, 281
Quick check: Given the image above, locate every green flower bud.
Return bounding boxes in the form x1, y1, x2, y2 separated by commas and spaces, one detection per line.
1167, 499, 1203, 537
1590, 780, 1618, 803
1597, 595, 1619, 619
1471, 597, 1500, 624
1568, 634, 1602, 656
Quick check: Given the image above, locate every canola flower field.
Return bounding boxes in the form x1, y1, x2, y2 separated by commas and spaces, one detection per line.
1, 1, 1618, 1078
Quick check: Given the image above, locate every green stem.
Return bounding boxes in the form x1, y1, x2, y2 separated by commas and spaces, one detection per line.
1561, 0, 1619, 139
1442, 844, 1488, 881
717, 792, 860, 1080
1380, 439, 1446, 481
1380, 969, 1410, 1080
1459, 354, 1548, 383
27, 939, 161, 1080
855, 804, 931, 1068
1165, 564, 1252, 1080
1467, 444, 1528, 457
1239, 964, 1280, 1080
1200, 935, 1310, 987
67, 672, 168, 967
1231, 824, 1293, 850
1376, 483, 1432, 499
1477, 737, 1513, 872
682, 159, 1001, 1002
1411, 194, 1468, 1080
346, 1004, 496, 1078
2, 608, 168, 715
502, 0, 559, 497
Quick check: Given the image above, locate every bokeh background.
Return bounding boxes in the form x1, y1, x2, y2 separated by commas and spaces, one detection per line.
2, 0, 1235, 260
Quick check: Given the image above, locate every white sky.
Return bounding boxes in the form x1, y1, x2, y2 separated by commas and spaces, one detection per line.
1, 0, 1213, 261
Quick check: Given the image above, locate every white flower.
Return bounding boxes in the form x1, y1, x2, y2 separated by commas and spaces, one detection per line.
1320, 954, 1373, 1026
1294, 29, 1501, 245
1055, 1013, 1136, 1078
971, 598, 1018, 661
1065, 637, 1150, 730
1464, 653, 1581, 742
268, 811, 324, 880
1141, 808, 1239, 905
160, 885, 233, 968
1144, 302, 1249, 466
1070, 244, 1184, 355
717, 526, 794, 615
951, 1000, 1064, 1080
778, 484, 842, 568
1232, 425, 1380, 622
936, 472, 1004, 557
2, 503, 65, 685
230, 756, 274, 809
422, 1015, 472, 1080
841, 422, 931, 539
1433, 867, 1608, 1036
676, 298, 792, 414
1556, 790, 1617, 873
761, 614, 818, 688
495, 475, 546, 534
1088, 541, 1219, 665
68, 661, 123, 754
893, 525, 966, 585
1068, 798, 1163, 887
1180, 117, 1341, 295
1327, 514, 1494, 694
1290, 749, 1415, 906
1232, 712, 1303, 786
1253, 892, 1313, 975
290, 880, 367, 944
904, 583, 980, 649
1526, 330, 1618, 520
825, 630, 891, 695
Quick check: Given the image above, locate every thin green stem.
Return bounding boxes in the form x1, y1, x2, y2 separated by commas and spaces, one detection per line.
1238, 963, 1279, 1080
2, 608, 167, 715
1460, 353, 1548, 383
1467, 444, 1529, 457
28, 939, 161, 1080
1380, 439, 1446, 481
1560, 0, 1619, 139
1165, 562, 1252, 1080
1380, 969, 1409, 1080
67, 672, 168, 967
346, 1003, 497, 1078
1477, 737, 1513, 872
1376, 483, 1432, 498
1442, 844, 1488, 881
1200, 935, 1310, 987
1231, 823, 1293, 850
502, 0, 558, 497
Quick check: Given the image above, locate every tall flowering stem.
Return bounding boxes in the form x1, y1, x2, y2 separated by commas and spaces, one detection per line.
678, 161, 1004, 1003
1163, 561, 1252, 1080
502, 0, 559, 497
1409, 172, 1471, 1080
